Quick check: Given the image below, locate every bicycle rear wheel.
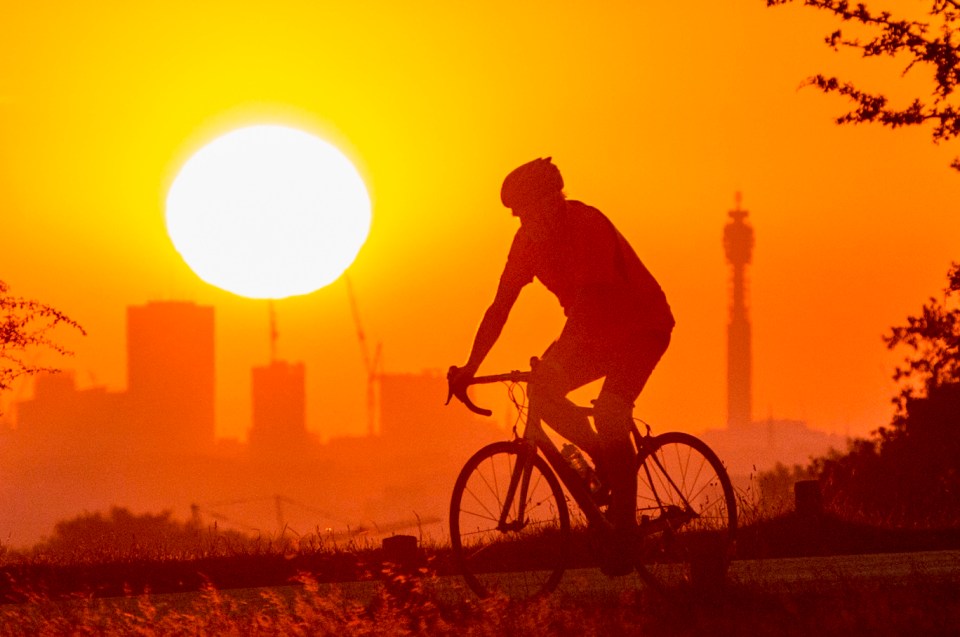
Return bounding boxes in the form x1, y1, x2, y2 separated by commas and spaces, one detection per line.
634, 432, 737, 589
450, 440, 570, 599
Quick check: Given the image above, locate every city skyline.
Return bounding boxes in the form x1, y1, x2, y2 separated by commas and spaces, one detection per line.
11, 299, 468, 452
9, 228, 844, 476
1, 287, 839, 547
1, 298, 505, 547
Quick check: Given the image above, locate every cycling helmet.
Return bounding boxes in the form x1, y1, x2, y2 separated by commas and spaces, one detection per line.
500, 157, 564, 209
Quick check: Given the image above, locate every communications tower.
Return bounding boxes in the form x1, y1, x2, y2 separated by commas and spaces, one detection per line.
723, 193, 754, 429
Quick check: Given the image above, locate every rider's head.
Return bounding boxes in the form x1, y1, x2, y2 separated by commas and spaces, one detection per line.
501, 157, 565, 214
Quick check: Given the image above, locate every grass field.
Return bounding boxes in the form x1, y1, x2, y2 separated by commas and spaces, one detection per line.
1, 512, 959, 635
1, 562, 958, 636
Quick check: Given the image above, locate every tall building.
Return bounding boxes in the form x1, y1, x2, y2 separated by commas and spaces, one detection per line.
15, 371, 128, 455
16, 301, 216, 456
126, 301, 215, 453
723, 194, 754, 429
705, 196, 845, 477
249, 360, 312, 457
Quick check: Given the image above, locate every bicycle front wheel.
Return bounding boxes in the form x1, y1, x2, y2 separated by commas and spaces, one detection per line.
450, 440, 570, 599
635, 432, 737, 588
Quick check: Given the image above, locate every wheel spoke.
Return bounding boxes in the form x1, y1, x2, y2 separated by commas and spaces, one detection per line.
451, 442, 570, 599
634, 433, 737, 589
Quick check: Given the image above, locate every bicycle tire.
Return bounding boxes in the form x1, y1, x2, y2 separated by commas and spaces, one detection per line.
450, 440, 571, 599
634, 431, 737, 589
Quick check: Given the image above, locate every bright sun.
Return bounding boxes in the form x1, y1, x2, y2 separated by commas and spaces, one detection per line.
166, 125, 371, 299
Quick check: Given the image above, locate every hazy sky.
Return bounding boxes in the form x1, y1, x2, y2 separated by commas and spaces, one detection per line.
2, 1, 958, 443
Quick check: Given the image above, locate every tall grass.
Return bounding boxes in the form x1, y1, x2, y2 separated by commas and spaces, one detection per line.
2, 505, 958, 635
0, 525, 387, 604
1, 567, 958, 636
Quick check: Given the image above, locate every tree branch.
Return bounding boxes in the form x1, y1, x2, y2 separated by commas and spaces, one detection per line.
769, 0, 960, 170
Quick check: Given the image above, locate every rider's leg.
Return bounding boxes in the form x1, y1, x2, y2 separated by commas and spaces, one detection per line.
528, 355, 602, 459
595, 331, 672, 531
592, 391, 638, 529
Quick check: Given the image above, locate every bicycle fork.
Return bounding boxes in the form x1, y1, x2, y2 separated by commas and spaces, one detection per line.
496, 440, 537, 533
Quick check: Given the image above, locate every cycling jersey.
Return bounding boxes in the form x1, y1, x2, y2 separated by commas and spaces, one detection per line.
500, 200, 675, 340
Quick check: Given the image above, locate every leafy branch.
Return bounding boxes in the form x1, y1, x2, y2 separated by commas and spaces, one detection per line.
883, 263, 960, 414
768, 0, 960, 169
0, 280, 85, 396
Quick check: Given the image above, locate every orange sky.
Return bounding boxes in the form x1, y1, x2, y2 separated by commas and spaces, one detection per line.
2, 1, 959, 443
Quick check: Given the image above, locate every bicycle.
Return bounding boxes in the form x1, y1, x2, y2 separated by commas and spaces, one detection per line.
446, 359, 737, 599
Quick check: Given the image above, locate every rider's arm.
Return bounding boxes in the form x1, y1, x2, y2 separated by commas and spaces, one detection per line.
461, 276, 522, 377
456, 228, 532, 382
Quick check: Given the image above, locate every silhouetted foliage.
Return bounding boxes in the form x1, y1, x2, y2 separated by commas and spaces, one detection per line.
884, 262, 960, 414
768, 0, 960, 169
801, 264, 960, 526
26, 507, 260, 563
814, 386, 960, 526
35, 507, 213, 561
29, 507, 349, 566
0, 280, 84, 399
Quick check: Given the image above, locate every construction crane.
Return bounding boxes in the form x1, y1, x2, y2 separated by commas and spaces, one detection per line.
268, 300, 279, 362
345, 275, 382, 437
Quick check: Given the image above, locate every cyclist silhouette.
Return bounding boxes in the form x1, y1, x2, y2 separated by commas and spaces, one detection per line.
450, 157, 674, 573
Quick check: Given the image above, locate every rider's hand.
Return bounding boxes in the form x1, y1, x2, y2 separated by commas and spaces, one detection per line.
447, 364, 475, 396
446, 363, 494, 417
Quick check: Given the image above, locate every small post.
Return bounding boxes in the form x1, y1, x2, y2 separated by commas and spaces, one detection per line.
380, 535, 423, 605
382, 534, 420, 569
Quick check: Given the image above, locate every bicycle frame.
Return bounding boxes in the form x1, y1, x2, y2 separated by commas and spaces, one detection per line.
452, 367, 704, 537
449, 364, 738, 598
516, 413, 612, 530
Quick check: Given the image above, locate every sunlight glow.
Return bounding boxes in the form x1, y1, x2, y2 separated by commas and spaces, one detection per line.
166, 125, 371, 299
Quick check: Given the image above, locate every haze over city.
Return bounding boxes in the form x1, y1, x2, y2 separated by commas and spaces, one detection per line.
2, 2, 959, 509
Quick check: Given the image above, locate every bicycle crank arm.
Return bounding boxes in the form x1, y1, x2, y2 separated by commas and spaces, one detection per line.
638, 505, 697, 535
